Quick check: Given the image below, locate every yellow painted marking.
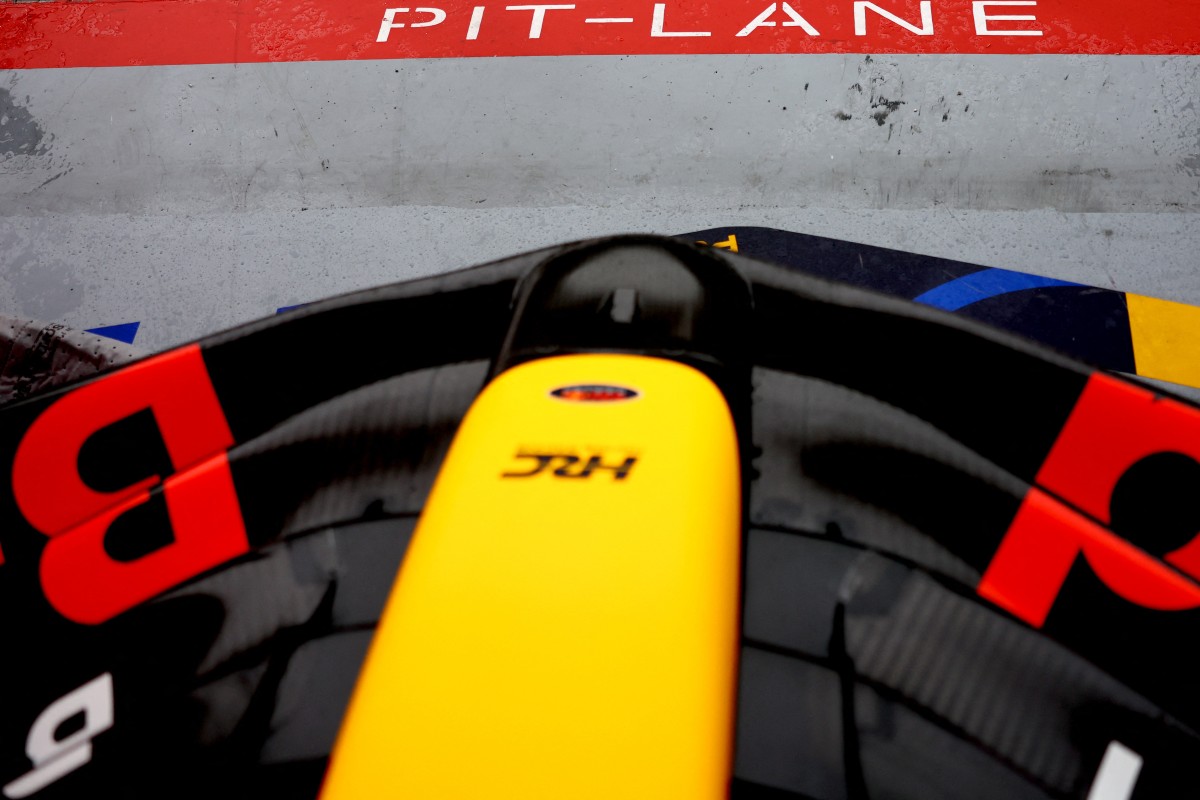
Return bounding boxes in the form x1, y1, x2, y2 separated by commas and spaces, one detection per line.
712, 234, 738, 252
693, 235, 738, 252
323, 354, 741, 800
1127, 293, 1200, 388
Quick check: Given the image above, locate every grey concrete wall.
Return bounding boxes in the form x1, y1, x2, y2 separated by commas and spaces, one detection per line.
2, 54, 1198, 350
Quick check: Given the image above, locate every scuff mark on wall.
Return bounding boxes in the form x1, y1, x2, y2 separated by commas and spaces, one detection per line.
871, 97, 904, 126
3, 238, 83, 321
0, 86, 51, 158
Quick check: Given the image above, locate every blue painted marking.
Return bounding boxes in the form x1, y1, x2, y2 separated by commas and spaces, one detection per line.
276, 304, 308, 314
913, 269, 1082, 312
85, 321, 140, 344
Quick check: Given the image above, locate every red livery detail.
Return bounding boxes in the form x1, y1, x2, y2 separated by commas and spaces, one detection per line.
978, 489, 1200, 627
38, 454, 248, 625
979, 374, 1200, 626
1033, 373, 1200, 578
13, 346, 233, 536
11, 346, 248, 625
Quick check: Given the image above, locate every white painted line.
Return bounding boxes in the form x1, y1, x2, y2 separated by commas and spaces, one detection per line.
1086, 742, 1144, 800
505, 5, 575, 39
585, 17, 634, 23
467, 5, 484, 39
650, 3, 710, 36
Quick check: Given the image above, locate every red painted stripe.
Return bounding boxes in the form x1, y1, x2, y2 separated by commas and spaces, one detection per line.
3, 0, 1199, 69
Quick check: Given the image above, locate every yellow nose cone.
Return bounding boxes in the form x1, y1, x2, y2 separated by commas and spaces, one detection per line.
323, 354, 742, 799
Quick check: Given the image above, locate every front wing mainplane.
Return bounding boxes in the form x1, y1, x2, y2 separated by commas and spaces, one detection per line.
0, 236, 1197, 799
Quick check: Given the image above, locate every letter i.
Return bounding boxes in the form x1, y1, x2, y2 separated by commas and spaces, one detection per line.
467, 6, 485, 39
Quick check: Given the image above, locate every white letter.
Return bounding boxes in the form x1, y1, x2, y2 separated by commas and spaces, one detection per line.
377, 7, 446, 41
1086, 742, 1143, 800
780, 3, 820, 34
410, 8, 447, 26
651, 3, 711, 37
4, 674, 114, 799
467, 5, 485, 39
505, 5, 575, 38
737, 2, 819, 36
854, 1, 932, 35
738, 3, 778, 36
973, 1, 1041, 35
378, 8, 408, 42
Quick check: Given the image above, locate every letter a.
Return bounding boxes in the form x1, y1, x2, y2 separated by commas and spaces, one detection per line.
737, 2, 819, 36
